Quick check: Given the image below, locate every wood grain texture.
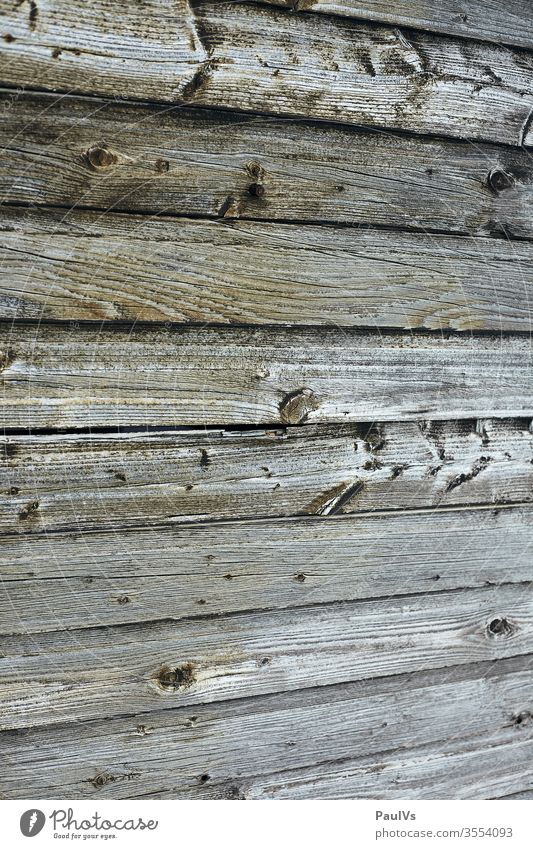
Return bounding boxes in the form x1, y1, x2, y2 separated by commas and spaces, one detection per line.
255, 0, 533, 51
2, 206, 533, 329
0, 0, 206, 101
2, 420, 533, 535
1, 324, 532, 428
1, 505, 532, 633
2, 93, 533, 240
1, 2, 533, 146
241, 735, 533, 800
0, 583, 532, 729
0, 657, 531, 798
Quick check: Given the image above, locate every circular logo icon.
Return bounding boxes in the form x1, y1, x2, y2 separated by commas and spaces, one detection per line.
20, 810, 46, 837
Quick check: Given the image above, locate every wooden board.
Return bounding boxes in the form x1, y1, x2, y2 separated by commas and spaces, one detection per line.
0, 0, 207, 101
2, 93, 533, 240
256, 0, 533, 51
1, 1, 533, 146
0, 657, 531, 798
242, 735, 533, 800
1, 505, 532, 633
2, 419, 533, 534
1, 324, 532, 428
2, 205, 533, 329
0, 582, 531, 729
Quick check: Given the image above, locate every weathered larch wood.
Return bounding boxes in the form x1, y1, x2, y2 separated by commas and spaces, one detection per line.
1, 324, 532, 428
1, 505, 532, 633
0, 583, 531, 729
2, 420, 533, 534
1, 1, 532, 145
254, 0, 533, 51
2, 206, 533, 329
0, 658, 531, 798
2, 93, 533, 240
1, 0, 533, 801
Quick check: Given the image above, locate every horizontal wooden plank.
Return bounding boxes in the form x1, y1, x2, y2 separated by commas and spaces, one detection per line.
1, 505, 532, 633
2, 93, 533, 240
0, 0, 206, 101
0, 583, 532, 729
242, 735, 533, 800
256, 0, 533, 51
2, 206, 533, 329
2, 420, 533, 535
1, 2, 533, 146
1, 325, 532, 428
1, 657, 531, 798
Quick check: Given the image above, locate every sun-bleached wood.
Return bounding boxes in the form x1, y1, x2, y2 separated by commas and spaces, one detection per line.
1, 324, 532, 428
0, 583, 532, 729
0, 658, 531, 798
254, 0, 533, 51
0, 0, 206, 101
1, 1, 532, 146
2, 206, 533, 329
2, 93, 533, 240
2, 420, 532, 535
1, 505, 532, 633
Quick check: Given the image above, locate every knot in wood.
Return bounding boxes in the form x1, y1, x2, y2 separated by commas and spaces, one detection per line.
248, 182, 265, 198
487, 168, 515, 193
279, 388, 319, 425
85, 144, 118, 170
486, 616, 514, 638
155, 663, 196, 691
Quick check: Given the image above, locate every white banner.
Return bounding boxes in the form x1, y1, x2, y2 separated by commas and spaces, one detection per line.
2, 800, 532, 849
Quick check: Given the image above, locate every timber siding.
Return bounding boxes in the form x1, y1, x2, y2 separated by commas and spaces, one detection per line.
0, 0, 532, 800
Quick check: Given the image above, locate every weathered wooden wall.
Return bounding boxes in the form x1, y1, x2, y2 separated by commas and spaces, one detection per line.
0, 0, 532, 800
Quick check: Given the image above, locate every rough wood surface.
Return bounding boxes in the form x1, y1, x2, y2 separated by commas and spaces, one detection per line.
0, 0, 207, 101
255, 0, 533, 51
1, 324, 532, 428
2, 93, 533, 240
2, 206, 533, 329
241, 735, 533, 800
1, 505, 532, 633
2, 420, 532, 534
0, 658, 531, 798
1, 1, 532, 146
0, 583, 531, 729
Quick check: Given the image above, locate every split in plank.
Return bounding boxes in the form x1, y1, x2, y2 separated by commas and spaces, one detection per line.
1, 583, 532, 729
2, 93, 533, 240
0, 657, 531, 798
2, 206, 533, 330
1, 1, 533, 146
2, 419, 533, 535
1, 504, 532, 633
1, 324, 532, 428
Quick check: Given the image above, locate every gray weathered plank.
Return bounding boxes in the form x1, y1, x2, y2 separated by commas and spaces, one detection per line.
0, 657, 531, 798
255, 0, 533, 51
0, 0, 206, 101
0, 583, 532, 729
1, 324, 532, 428
1, 1, 532, 146
2, 93, 533, 240
2, 420, 533, 535
242, 735, 533, 800
1, 505, 532, 633
2, 206, 533, 329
